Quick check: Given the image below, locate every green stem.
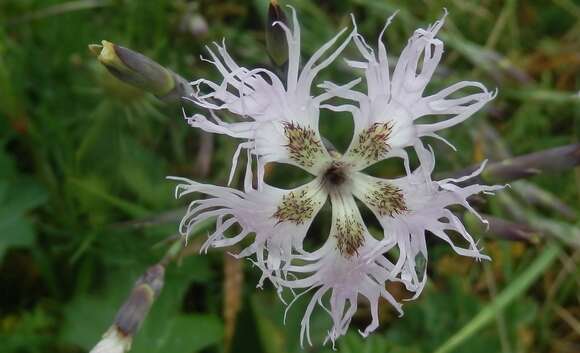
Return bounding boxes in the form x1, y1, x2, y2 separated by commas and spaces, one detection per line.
70, 178, 150, 218
434, 243, 561, 353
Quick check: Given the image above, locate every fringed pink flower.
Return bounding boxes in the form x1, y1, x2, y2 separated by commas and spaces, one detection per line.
170, 8, 501, 346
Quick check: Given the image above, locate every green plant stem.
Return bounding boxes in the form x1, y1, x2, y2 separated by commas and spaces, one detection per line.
449, 144, 580, 186
434, 243, 561, 353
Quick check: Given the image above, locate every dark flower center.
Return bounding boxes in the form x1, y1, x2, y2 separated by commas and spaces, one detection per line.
323, 161, 348, 187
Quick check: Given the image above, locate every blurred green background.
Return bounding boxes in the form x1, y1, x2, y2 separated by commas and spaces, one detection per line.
0, 0, 579, 352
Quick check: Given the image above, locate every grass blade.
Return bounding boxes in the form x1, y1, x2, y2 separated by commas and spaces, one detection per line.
434, 243, 562, 353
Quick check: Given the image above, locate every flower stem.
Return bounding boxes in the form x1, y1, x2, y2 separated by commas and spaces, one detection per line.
434, 242, 561, 353
450, 143, 580, 185
463, 212, 542, 243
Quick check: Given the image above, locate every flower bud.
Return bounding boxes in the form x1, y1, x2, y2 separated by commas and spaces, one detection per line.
89, 264, 165, 353
265, 0, 289, 67
114, 264, 165, 336
90, 328, 131, 353
189, 14, 209, 38
89, 41, 191, 102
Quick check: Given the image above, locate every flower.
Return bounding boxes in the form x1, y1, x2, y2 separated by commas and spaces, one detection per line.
170, 7, 501, 346
185, 7, 355, 184
324, 10, 496, 172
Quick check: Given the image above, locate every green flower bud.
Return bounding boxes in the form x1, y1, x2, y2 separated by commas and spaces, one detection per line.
89, 41, 191, 103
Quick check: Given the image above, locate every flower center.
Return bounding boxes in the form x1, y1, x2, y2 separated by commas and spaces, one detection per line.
323, 161, 347, 185
322, 160, 354, 194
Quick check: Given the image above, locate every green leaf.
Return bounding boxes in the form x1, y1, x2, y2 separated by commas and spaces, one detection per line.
0, 148, 16, 179
118, 136, 172, 209
0, 215, 35, 259
0, 179, 48, 218
132, 261, 223, 353
0, 178, 47, 259
69, 177, 150, 218
60, 270, 134, 349
132, 314, 223, 353
250, 290, 332, 353
335, 331, 392, 353
0, 307, 55, 352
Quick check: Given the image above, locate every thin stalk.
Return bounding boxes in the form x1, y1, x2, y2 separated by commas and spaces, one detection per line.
449, 144, 580, 186
434, 243, 561, 353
